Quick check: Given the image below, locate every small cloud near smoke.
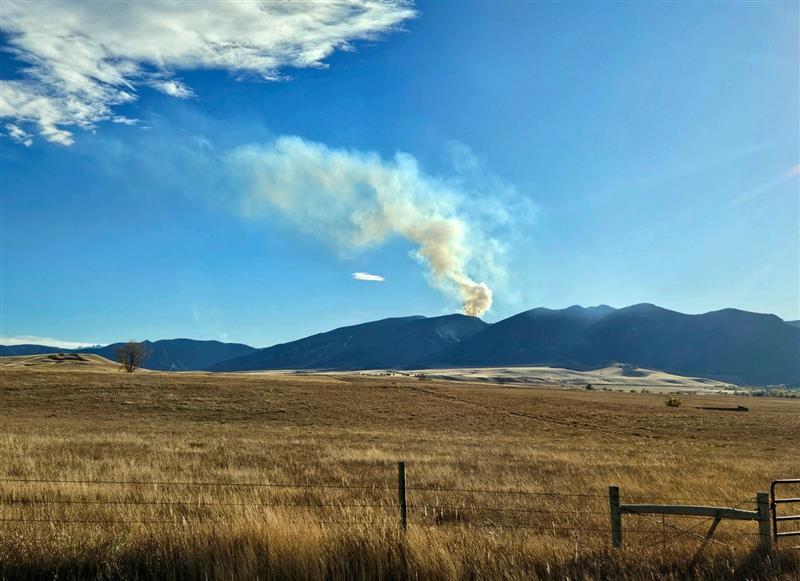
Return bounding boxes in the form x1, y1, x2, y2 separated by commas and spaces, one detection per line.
353, 272, 385, 282
228, 136, 528, 317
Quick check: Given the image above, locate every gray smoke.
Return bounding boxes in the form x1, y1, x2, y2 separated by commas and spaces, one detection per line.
228, 136, 510, 317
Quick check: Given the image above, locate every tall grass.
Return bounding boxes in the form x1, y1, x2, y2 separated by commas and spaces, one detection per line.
0, 367, 798, 579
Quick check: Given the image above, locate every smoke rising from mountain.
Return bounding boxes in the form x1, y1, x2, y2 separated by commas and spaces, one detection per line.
228, 136, 511, 317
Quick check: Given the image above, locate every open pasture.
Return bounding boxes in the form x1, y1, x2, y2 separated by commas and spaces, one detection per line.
0, 366, 798, 579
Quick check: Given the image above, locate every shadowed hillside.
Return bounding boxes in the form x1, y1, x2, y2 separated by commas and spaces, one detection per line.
209, 314, 488, 371
423, 304, 800, 386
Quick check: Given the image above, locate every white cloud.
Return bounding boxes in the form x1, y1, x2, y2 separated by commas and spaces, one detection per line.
0, 335, 99, 349
111, 116, 139, 126
353, 272, 385, 282
149, 80, 194, 99
0, 0, 415, 145
5, 123, 32, 146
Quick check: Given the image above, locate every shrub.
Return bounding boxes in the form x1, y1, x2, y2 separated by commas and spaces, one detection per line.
665, 395, 682, 407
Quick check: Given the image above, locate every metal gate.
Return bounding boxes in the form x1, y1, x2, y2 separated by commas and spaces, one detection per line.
771, 479, 800, 546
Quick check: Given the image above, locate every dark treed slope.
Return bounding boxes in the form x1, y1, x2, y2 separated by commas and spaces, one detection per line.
209, 315, 488, 372
422, 304, 800, 385
422, 305, 615, 370
86, 339, 257, 371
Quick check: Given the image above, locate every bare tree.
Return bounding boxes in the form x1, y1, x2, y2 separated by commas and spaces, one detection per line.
116, 341, 149, 373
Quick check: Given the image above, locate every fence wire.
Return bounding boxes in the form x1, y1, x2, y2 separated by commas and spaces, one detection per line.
0, 474, 764, 548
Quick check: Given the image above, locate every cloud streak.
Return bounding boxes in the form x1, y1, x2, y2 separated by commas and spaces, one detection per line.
353, 272, 385, 282
728, 163, 800, 207
0, 0, 415, 145
0, 335, 99, 349
228, 136, 522, 317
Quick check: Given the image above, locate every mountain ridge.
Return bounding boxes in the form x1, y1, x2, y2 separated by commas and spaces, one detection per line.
419, 305, 800, 385
3, 305, 799, 385
209, 314, 489, 372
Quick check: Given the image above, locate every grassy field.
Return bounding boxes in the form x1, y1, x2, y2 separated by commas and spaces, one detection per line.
0, 363, 798, 580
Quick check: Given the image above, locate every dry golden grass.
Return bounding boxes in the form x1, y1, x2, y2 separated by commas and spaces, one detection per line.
0, 365, 798, 580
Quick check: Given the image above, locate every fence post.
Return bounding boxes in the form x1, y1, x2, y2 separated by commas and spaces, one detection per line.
756, 491, 772, 553
609, 485, 622, 548
398, 461, 407, 530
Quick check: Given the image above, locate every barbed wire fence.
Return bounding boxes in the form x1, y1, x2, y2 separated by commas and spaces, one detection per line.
0, 467, 775, 552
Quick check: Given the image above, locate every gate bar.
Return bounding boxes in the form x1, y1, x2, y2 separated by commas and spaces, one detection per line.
770, 479, 800, 544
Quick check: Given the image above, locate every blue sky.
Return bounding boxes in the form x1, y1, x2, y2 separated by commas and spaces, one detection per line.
1, 1, 798, 348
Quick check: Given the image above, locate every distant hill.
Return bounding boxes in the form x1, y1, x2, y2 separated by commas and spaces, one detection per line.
83, 339, 257, 371
0, 352, 118, 370
0, 339, 256, 371
422, 304, 800, 386
0, 344, 82, 356
209, 314, 489, 372
786, 320, 800, 328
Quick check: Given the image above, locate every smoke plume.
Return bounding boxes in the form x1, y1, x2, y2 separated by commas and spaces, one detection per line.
228, 136, 509, 317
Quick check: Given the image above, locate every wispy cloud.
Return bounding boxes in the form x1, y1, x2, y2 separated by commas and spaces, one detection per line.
0, 335, 99, 349
5, 123, 33, 146
728, 163, 800, 207
353, 272, 385, 282
0, 0, 415, 145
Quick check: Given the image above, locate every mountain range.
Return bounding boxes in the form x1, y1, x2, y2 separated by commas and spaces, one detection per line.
3, 304, 799, 385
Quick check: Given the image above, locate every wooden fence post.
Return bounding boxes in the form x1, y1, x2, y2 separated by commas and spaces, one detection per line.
398, 461, 407, 530
756, 491, 772, 553
609, 485, 622, 548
